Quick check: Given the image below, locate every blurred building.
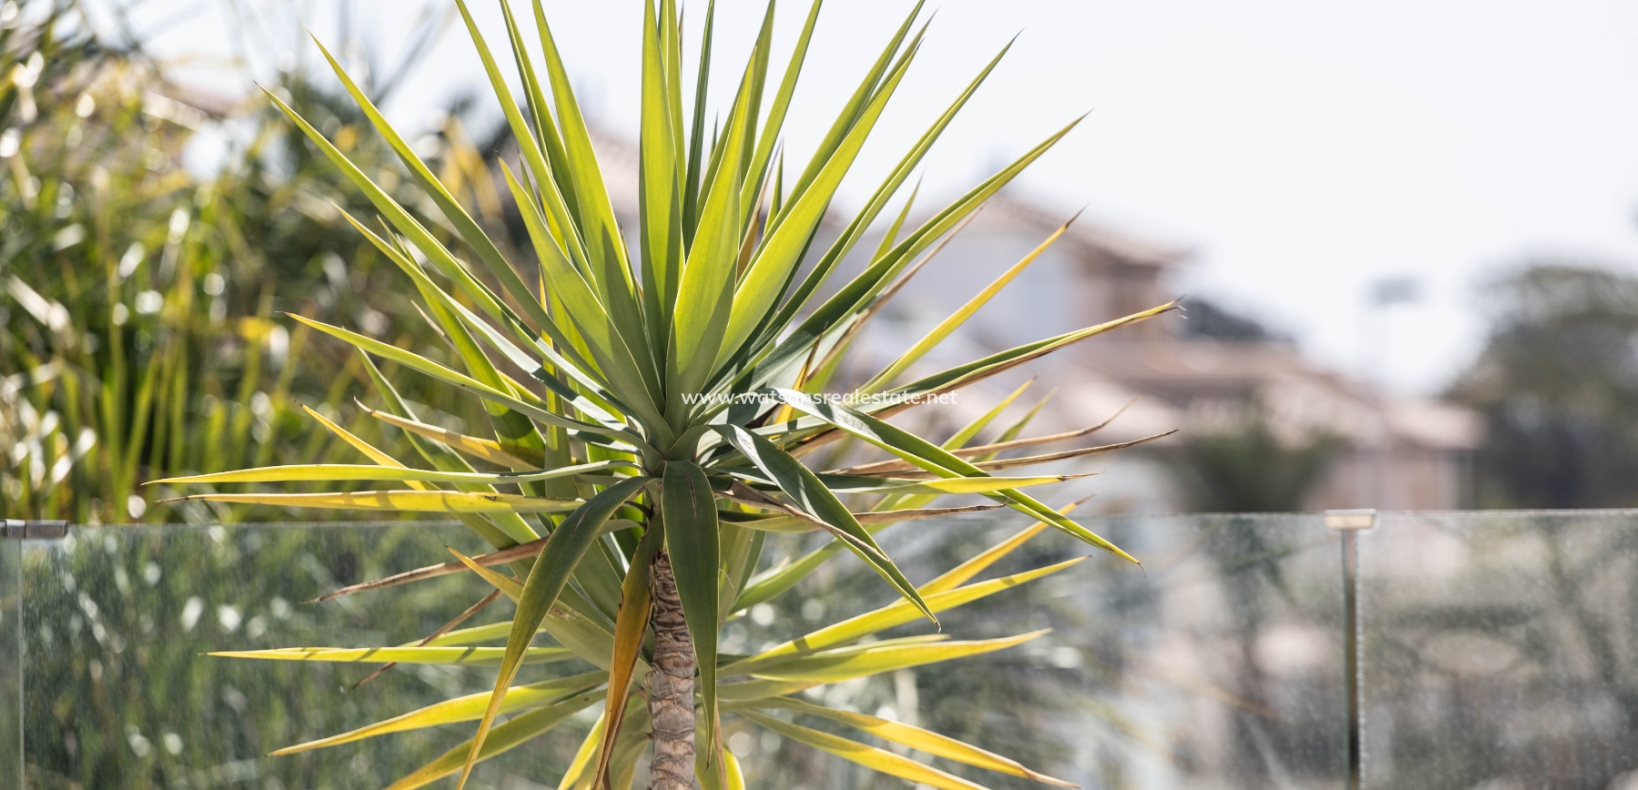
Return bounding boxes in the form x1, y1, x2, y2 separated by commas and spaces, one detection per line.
852, 192, 1482, 512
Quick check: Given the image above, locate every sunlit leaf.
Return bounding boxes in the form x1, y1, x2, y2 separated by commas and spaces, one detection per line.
152, 460, 635, 487
731, 560, 1082, 674
161, 489, 580, 514
385, 691, 603, 790
209, 646, 573, 666
747, 697, 1076, 787
860, 218, 1074, 393
739, 710, 992, 790
271, 670, 606, 754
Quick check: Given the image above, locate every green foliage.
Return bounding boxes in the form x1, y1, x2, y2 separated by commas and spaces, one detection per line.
1450, 262, 1638, 507
155, 1, 1178, 787
0, 4, 503, 523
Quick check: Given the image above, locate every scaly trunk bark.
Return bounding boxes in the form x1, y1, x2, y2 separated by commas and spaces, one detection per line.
647, 551, 695, 790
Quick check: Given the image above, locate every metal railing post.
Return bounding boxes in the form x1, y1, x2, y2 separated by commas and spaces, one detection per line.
1, 521, 70, 789
1326, 509, 1375, 790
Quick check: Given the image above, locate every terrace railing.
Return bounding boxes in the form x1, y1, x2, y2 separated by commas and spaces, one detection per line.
4, 511, 1635, 789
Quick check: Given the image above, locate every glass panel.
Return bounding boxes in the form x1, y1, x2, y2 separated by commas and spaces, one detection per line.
2, 537, 20, 790
15, 514, 1356, 786
15, 515, 1350, 789
23, 511, 1638, 786
19, 522, 597, 789
1359, 511, 1638, 789
725, 513, 1349, 789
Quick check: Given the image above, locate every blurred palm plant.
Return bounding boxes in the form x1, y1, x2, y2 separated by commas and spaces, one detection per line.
0, 1, 502, 523
159, 1, 1177, 788
1164, 408, 1340, 513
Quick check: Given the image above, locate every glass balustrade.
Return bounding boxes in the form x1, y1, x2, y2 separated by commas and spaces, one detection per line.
1358, 511, 1638, 790
3, 511, 1634, 789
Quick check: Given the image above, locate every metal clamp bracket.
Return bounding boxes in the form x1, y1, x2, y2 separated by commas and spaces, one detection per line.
2, 520, 70, 539
1325, 509, 1377, 530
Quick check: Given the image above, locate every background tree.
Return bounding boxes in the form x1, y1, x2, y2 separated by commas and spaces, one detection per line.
1449, 262, 1638, 508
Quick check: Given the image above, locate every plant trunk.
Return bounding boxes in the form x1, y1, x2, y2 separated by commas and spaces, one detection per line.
647, 551, 695, 790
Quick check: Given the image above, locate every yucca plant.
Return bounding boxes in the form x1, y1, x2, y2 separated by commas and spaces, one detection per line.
158, 1, 1176, 787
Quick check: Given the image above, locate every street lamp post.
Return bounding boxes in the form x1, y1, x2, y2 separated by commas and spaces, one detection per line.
1361, 276, 1420, 508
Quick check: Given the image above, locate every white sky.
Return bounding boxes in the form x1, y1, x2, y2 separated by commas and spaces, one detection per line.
94, 0, 1638, 395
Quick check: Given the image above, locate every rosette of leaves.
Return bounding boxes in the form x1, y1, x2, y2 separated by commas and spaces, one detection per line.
159, 1, 1176, 787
